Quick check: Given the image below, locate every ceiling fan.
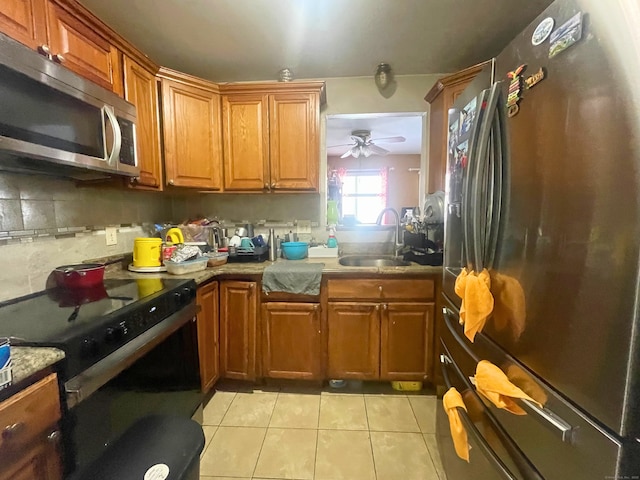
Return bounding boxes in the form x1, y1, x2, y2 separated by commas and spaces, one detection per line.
330, 130, 406, 158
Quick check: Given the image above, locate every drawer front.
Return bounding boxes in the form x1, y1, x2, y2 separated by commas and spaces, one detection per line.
0, 373, 60, 452
327, 278, 434, 301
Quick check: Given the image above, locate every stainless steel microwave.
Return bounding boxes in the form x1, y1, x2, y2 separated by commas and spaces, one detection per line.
0, 33, 138, 180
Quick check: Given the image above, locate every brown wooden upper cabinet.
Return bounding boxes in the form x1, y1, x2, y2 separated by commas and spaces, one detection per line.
124, 56, 162, 190
0, 0, 124, 95
424, 61, 491, 194
159, 68, 223, 190
221, 82, 324, 192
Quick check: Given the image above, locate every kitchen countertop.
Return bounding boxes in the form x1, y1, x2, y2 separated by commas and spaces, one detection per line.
2, 257, 439, 400
107, 257, 442, 285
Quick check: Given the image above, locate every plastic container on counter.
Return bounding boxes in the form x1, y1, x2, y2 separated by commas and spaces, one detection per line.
164, 257, 208, 275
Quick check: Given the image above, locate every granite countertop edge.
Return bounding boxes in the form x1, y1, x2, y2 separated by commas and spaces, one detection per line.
106, 257, 442, 285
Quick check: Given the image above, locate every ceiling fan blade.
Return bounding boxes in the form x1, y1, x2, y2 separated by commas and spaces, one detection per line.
368, 144, 389, 156
340, 149, 353, 158
329, 143, 357, 149
370, 136, 406, 144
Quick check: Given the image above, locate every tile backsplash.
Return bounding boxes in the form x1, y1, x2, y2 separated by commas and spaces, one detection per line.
0, 172, 173, 300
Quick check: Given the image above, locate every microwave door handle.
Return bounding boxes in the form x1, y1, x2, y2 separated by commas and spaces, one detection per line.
103, 106, 122, 167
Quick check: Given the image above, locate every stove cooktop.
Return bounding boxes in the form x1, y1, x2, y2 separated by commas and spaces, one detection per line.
0, 278, 197, 379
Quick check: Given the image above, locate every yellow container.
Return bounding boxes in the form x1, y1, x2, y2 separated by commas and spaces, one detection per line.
136, 278, 164, 297
391, 381, 423, 392
133, 238, 162, 267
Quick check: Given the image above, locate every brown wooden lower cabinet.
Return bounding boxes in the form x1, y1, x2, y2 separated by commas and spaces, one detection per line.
327, 302, 380, 379
261, 302, 322, 379
327, 301, 433, 381
0, 373, 62, 480
380, 303, 433, 380
220, 280, 258, 380
196, 281, 219, 393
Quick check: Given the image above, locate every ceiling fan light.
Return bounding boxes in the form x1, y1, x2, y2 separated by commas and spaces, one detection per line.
363, 145, 373, 157
351, 146, 361, 158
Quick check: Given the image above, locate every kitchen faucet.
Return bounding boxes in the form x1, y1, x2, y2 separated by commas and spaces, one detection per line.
376, 207, 404, 257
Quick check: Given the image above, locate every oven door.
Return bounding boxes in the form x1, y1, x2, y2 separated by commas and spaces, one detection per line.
64, 302, 202, 477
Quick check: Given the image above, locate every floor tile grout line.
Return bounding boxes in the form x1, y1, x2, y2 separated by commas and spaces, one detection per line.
250, 390, 279, 479
313, 389, 322, 480
362, 394, 378, 480
211, 390, 237, 427
422, 433, 445, 480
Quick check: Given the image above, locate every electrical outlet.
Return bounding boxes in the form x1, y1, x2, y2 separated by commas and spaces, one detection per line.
105, 227, 118, 246
296, 220, 311, 235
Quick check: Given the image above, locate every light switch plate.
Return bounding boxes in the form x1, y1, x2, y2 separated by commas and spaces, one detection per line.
105, 227, 118, 246
296, 220, 311, 234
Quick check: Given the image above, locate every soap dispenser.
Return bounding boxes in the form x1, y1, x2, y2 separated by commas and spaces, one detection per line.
327, 226, 338, 248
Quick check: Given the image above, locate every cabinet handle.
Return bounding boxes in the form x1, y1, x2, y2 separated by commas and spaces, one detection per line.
2, 422, 24, 439
168, 179, 175, 185
375, 305, 380, 311
271, 182, 276, 189
38, 44, 51, 56
54, 53, 65, 63
313, 304, 319, 311
249, 284, 255, 289
378, 285, 383, 293
383, 304, 388, 310
47, 430, 61, 444
130, 177, 139, 184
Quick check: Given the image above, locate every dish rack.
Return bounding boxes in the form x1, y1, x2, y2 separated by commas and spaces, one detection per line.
227, 245, 269, 263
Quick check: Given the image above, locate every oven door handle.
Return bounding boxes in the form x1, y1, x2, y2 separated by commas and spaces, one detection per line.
65, 302, 199, 408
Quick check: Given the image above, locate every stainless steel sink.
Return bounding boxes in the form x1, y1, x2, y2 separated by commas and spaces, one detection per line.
338, 255, 411, 267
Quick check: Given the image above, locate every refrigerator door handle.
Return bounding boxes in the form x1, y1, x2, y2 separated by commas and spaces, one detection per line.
440, 343, 544, 480
462, 89, 490, 272
444, 307, 577, 444
485, 89, 505, 270
440, 355, 519, 480
472, 82, 502, 272
519, 398, 575, 444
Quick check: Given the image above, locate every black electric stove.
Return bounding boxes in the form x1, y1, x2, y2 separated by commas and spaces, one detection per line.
0, 278, 197, 380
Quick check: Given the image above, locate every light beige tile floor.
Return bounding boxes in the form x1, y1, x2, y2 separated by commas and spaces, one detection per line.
200, 383, 446, 480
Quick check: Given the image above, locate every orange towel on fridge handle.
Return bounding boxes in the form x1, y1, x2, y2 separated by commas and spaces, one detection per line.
474, 360, 542, 415
454, 268, 494, 342
443, 387, 469, 462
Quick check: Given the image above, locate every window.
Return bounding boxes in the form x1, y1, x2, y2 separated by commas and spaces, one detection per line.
341, 169, 387, 224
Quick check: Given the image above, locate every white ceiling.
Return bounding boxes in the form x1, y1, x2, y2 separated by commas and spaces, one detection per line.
79, 0, 552, 82
78, 0, 552, 155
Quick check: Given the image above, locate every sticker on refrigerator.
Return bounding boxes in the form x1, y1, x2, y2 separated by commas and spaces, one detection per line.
525, 67, 546, 89
459, 98, 477, 136
532, 17, 554, 46
506, 64, 526, 117
549, 12, 583, 58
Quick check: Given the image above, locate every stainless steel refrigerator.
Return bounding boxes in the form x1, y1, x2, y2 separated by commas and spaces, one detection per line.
438, 0, 640, 478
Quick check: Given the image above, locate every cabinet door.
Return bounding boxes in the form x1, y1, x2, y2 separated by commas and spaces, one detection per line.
220, 281, 258, 380
327, 302, 380, 379
0, 0, 48, 51
262, 302, 322, 379
46, 1, 123, 94
222, 94, 269, 190
123, 56, 162, 190
197, 281, 219, 393
380, 302, 433, 381
162, 78, 222, 189
268, 92, 319, 191
0, 437, 62, 480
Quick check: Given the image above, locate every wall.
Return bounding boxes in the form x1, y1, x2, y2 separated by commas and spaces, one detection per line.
0, 172, 173, 300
